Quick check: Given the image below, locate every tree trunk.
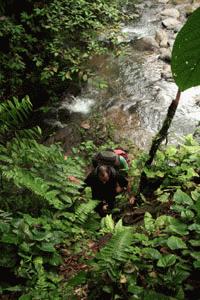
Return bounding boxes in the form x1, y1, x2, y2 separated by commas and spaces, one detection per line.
139, 89, 181, 193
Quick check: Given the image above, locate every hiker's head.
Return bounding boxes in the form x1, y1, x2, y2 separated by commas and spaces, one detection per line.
96, 165, 110, 184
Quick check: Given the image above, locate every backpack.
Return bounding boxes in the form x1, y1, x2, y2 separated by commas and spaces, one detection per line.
92, 148, 130, 168
113, 148, 130, 166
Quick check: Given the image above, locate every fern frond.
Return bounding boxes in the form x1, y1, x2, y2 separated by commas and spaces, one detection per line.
2, 167, 65, 210
96, 228, 133, 279
100, 215, 115, 233
0, 209, 12, 223
0, 134, 86, 211
75, 200, 98, 224
0, 97, 86, 212
0, 96, 32, 130
15, 126, 42, 140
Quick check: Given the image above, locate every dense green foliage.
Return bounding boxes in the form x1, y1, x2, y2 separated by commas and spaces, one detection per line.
171, 7, 200, 91
0, 0, 122, 105
76, 136, 200, 300
0, 97, 101, 299
1, 3, 200, 300
1, 97, 200, 299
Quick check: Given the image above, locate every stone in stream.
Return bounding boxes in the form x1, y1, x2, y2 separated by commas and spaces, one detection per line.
184, 3, 200, 17
162, 18, 181, 31
155, 29, 169, 48
133, 36, 159, 51
158, 0, 169, 3
161, 8, 180, 19
45, 125, 82, 151
161, 64, 173, 81
57, 107, 71, 122
159, 48, 171, 63
171, 0, 191, 4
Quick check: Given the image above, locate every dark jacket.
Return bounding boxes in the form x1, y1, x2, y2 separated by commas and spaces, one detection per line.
84, 167, 128, 205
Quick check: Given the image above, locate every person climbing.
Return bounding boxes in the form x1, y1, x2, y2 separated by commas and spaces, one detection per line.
83, 165, 128, 217
92, 148, 135, 205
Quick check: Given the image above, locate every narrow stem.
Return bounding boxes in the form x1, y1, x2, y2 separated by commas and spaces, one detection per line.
139, 89, 181, 193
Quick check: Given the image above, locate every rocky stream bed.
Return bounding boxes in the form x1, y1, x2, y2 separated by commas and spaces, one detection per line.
44, 0, 200, 150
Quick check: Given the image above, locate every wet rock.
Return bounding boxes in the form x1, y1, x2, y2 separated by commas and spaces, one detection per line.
184, 5, 193, 17
134, 3, 145, 10
44, 107, 57, 120
159, 48, 171, 62
145, 1, 153, 8
116, 34, 130, 44
160, 38, 169, 48
155, 29, 169, 48
184, 4, 200, 17
170, 0, 186, 4
57, 107, 71, 122
162, 18, 181, 31
161, 8, 180, 19
43, 119, 64, 130
128, 103, 139, 114
133, 36, 159, 51
158, 0, 169, 3
161, 64, 172, 81
45, 125, 82, 151
195, 97, 200, 107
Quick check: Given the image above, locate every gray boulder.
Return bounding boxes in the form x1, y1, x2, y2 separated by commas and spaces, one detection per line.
161, 64, 172, 80
161, 8, 180, 19
159, 48, 171, 62
133, 36, 159, 51
162, 18, 181, 31
155, 29, 169, 48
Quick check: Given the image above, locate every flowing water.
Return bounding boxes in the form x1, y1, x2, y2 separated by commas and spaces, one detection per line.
45, 0, 200, 149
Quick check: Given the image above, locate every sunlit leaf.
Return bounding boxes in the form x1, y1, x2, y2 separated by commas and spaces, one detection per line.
167, 236, 187, 250
157, 254, 177, 268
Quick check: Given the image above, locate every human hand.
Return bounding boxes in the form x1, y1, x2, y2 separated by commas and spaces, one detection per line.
129, 196, 136, 205
116, 183, 123, 193
102, 204, 108, 211
67, 175, 80, 184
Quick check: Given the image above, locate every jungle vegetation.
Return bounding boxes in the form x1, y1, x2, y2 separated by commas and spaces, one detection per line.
0, 1, 200, 300
0, 0, 123, 106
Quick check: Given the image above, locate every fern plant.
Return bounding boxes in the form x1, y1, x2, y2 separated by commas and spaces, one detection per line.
0, 97, 86, 212
0, 96, 33, 143
0, 96, 100, 299
75, 198, 99, 224
94, 226, 134, 280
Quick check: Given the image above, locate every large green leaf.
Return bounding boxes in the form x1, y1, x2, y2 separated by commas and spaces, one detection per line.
173, 190, 193, 206
157, 254, 177, 268
142, 247, 161, 260
167, 218, 189, 236
1, 233, 19, 245
167, 236, 187, 250
188, 223, 200, 233
189, 240, 200, 247
191, 252, 200, 260
171, 8, 200, 91
39, 242, 56, 253
144, 212, 155, 232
